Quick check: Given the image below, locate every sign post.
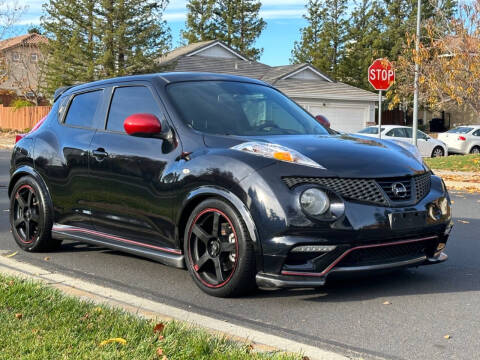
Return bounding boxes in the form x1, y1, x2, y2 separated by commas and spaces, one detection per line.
368, 59, 395, 140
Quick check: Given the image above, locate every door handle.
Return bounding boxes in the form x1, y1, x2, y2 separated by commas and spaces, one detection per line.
92, 148, 108, 161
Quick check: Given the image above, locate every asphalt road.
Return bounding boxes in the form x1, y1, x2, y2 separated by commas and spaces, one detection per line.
1, 149, 479, 360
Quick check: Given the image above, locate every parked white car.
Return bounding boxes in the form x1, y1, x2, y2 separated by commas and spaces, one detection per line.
355, 125, 447, 158
437, 125, 480, 155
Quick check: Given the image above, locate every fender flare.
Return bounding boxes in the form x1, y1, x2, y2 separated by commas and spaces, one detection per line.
8, 166, 51, 199
179, 185, 259, 245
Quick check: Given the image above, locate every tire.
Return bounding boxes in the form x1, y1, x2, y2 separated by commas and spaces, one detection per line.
184, 198, 256, 297
10, 176, 62, 252
431, 146, 445, 158
470, 146, 480, 155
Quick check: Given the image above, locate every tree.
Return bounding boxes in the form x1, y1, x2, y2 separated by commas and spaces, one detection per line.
214, 0, 266, 60
181, 0, 216, 43
182, 0, 266, 60
389, 2, 480, 116
291, 0, 348, 78
41, 0, 171, 96
338, 0, 384, 88
96, 0, 171, 77
42, 0, 99, 94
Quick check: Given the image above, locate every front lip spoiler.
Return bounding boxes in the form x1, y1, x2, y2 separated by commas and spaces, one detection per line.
256, 252, 448, 288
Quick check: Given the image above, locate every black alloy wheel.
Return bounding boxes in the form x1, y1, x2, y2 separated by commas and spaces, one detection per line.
10, 176, 61, 252
184, 198, 256, 297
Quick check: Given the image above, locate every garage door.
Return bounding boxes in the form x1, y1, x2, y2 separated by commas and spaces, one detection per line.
307, 104, 368, 133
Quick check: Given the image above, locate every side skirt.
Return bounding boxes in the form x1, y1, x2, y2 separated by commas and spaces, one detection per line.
51, 224, 185, 269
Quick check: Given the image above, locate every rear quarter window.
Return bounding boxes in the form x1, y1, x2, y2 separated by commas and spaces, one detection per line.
64, 90, 103, 128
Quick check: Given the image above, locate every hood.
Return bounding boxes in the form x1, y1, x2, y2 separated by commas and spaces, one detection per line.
203, 133, 428, 178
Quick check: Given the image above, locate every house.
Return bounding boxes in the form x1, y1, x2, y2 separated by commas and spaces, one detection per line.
0, 33, 48, 105
157, 40, 378, 132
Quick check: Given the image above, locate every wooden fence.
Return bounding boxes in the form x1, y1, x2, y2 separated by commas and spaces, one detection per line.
0, 105, 52, 131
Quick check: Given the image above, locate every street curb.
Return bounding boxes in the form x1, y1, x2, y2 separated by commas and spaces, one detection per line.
0, 253, 354, 360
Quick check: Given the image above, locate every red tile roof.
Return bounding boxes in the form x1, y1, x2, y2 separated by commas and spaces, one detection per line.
0, 33, 48, 51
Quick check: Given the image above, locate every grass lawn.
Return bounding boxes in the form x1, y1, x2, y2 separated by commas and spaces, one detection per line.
0, 275, 299, 360
425, 154, 480, 172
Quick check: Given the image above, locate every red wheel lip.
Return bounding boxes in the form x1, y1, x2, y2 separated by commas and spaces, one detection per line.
187, 208, 239, 289
13, 184, 36, 244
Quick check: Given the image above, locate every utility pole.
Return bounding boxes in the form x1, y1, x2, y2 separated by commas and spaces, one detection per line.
412, 0, 421, 146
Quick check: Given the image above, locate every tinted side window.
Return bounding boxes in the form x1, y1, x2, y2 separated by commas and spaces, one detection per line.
473, 129, 480, 136
107, 86, 162, 132
64, 90, 103, 128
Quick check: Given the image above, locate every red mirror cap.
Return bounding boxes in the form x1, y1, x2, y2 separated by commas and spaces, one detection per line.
124, 113, 162, 136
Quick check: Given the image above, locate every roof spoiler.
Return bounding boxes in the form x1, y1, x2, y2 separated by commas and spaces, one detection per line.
53, 84, 82, 102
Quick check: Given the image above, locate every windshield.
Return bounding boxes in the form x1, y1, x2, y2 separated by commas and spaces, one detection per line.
447, 127, 473, 134
358, 127, 384, 134
166, 81, 329, 136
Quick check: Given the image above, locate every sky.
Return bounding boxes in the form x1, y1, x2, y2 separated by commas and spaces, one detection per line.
15, 0, 309, 66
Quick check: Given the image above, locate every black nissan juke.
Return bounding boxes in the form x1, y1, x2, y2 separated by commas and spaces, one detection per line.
9, 73, 452, 297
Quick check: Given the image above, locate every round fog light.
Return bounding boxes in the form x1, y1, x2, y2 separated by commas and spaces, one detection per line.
300, 188, 330, 215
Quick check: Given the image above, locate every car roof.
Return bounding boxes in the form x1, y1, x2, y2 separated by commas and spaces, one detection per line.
57, 72, 269, 98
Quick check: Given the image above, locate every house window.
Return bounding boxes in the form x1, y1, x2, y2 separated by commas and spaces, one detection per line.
31, 53, 38, 62
12, 52, 20, 62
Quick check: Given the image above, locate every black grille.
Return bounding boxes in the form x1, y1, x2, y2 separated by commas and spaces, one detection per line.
283, 177, 388, 205
337, 239, 435, 267
414, 172, 431, 202
283, 172, 432, 206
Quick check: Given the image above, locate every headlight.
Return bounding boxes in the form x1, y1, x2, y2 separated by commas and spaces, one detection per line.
300, 188, 330, 215
231, 142, 325, 169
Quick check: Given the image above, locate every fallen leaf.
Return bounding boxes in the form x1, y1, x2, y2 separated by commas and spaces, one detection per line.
99, 337, 127, 346
458, 220, 470, 224
156, 348, 163, 356
8, 280, 14, 286
44, 257, 50, 261
302, 357, 311, 360
15, 313, 22, 319
158, 335, 164, 341
94, 307, 102, 313
444, 334, 451, 339
383, 301, 391, 305
162, 356, 168, 360
5, 251, 18, 258
154, 323, 165, 334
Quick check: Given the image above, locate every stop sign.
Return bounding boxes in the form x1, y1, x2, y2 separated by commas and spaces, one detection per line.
368, 58, 395, 91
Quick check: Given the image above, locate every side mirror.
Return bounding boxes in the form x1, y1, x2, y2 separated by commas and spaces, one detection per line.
124, 113, 162, 137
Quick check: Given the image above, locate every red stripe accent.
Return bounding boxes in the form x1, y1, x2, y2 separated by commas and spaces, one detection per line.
52, 226, 182, 255
281, 236, 438, 277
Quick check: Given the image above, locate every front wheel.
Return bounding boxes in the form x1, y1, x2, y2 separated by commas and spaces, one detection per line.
431, 146, 445, 158
184, 198, 256, 297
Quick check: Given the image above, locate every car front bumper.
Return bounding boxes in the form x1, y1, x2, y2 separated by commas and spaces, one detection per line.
256, 240, 448, 288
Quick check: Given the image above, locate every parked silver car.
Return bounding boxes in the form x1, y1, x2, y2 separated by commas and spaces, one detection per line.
437, 126, 480, 155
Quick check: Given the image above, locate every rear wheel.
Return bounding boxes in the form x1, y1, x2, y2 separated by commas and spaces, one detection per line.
10, 176, 61, 252
184, 198, 256, 297
431, 146, 445, 158
470, 146, 480, 155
